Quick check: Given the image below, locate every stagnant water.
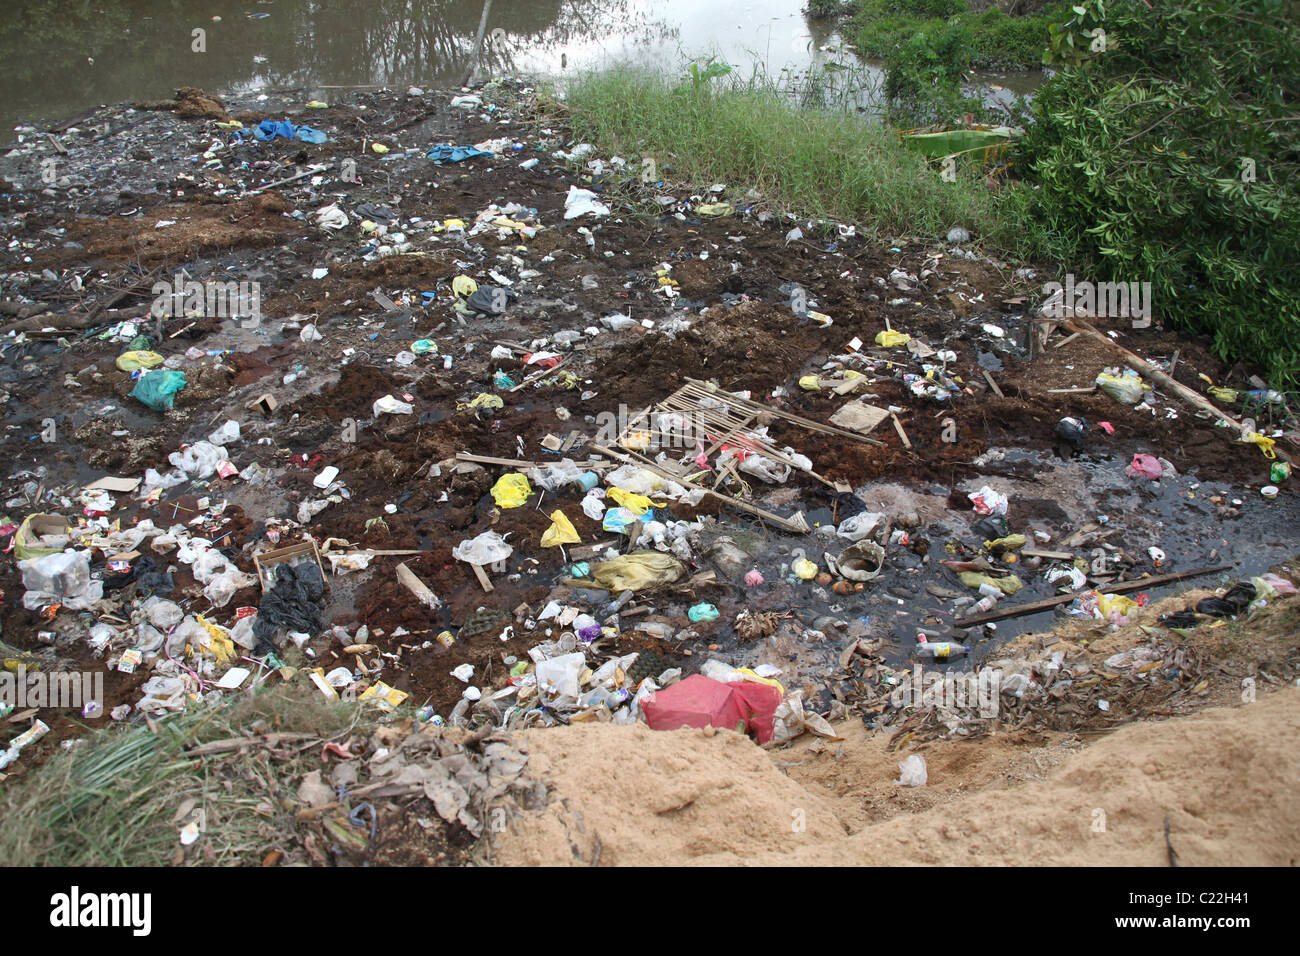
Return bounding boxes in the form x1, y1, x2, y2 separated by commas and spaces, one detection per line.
0, 0, 1042, 134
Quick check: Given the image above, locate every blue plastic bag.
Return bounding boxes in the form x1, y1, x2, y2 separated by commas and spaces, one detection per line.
426, 144, 492, 164
253, 120, 327, 144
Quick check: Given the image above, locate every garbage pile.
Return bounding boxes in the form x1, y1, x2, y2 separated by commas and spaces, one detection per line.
2, 79, 1298, 772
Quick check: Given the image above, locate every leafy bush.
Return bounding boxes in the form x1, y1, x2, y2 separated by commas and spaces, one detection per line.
883, 23, 986, 125
1023, 0, 1300, 385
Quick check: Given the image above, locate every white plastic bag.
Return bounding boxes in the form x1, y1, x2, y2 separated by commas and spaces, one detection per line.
169, 441, 228, 479
837, 511, 888, 542
563, 186, 610, 220
896, 754, 928, 787
452, 531, 513, 565
373, 394, 414, 416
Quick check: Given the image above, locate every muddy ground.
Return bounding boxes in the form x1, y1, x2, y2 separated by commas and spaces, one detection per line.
1, 80, 1297, 767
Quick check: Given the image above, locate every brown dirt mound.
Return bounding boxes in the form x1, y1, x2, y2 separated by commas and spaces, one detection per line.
494, 687, 1300, 865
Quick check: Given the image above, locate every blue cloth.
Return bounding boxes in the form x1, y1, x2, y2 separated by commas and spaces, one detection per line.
426, 144, 492, 164
252, 120, 328, 144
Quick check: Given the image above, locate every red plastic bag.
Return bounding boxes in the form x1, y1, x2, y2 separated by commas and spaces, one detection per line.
642, 675, 782, 744
1127, 453, 1163, 480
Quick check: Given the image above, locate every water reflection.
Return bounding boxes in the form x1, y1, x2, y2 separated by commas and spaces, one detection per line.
0, 0, 1038, 133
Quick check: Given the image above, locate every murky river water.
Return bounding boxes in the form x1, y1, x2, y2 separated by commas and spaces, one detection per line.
1, 0, 1040, 134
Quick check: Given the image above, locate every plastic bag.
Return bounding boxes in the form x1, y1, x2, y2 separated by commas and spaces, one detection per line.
837, 511, 888, 542
1096, 369, 1149, 404
896, 754, 928, 787
115, 350, 164, 371
1127, 453, 1163, 480
208, 420, 241, 445
19, 549, 103, 610
581, 490, 607, 520
373, 394, 414, 416
563, 185, 610, 220
131, 369, 187, 411
957, 571, 1023, 595
13, 514, 71, 562
527, 459, 585, 491
144, 597, 183, 629
535, 653, 587, 700
688, 602, 719, 622
490, 473, 533, 508
169, 441, 227, 479
968, 485, 1009, 516
583, 551, 686, 591
452, 531, 513, 565
875, 329, 910, 348
607, 486, 657, 516
540, 510, 580, 548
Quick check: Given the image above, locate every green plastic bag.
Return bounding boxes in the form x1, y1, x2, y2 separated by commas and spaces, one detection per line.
130, 369, 187, 411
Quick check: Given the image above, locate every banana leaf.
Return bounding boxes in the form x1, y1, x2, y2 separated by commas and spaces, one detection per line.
901, 127, 1019, 159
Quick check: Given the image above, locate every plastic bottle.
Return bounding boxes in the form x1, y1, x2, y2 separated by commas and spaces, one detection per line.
915, 641, 970, 660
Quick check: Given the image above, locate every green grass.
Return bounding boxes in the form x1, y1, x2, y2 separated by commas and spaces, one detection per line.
559, 68, 1036, 255
0, 689, 363, 866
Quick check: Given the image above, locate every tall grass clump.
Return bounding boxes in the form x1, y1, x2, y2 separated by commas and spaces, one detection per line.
562, 67, 1034, 254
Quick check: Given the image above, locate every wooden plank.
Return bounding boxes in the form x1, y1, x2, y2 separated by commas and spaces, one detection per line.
1021, 548, 1076, 561
982, 370, 1004, 398
396, 562, 441, 608
891, 413, 912, 450
953, 564, 1232, 628
589, 443, 809, 534
1066, 319, 1295, 466
469, 563, 494, 593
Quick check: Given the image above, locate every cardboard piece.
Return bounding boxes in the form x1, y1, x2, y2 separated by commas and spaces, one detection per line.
253, 539, 324, 590
84, 476, 141, 493
828, 400, 890, 435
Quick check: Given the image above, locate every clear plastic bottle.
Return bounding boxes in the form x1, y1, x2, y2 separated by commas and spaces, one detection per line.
915, 641, 969, 660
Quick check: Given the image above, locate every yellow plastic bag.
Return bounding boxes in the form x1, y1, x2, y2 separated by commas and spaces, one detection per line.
580, 551, 686, 592
1097, 593, 1138, 619
798, 375, 821, 391
115, 350, 165, 371
13, 514, 72, 562
540, 509, 580, 547
452, 275, 479, 298
983, 533, 1026, 552
735, 667, 785, 697
607, 486, 659, 517
1243, 431, 1277, 459
957, 571, 1024, 595
490, 473, 532, 508
697, 203, 734, 217
195, 615, 237, 664
875, 329, 910, 348
457, 393, 504, 413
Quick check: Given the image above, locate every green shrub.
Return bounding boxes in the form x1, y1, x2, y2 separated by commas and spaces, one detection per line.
1023, 0, 1300, 385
